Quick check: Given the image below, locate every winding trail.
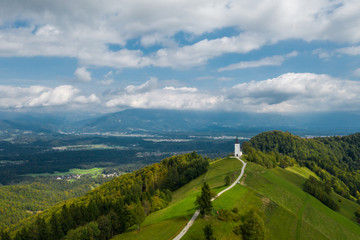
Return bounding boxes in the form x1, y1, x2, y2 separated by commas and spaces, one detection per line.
173, 157, 246, 240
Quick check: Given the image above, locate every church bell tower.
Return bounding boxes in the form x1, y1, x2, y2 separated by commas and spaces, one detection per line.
234, 137, 242, 157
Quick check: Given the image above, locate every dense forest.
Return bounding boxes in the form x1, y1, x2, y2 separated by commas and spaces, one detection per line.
0, 177, 111, 229
2, 152, 209, 240
243, 131, 360, 201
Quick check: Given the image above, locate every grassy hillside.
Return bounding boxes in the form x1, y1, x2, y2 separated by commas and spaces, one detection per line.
112, 158, 360, 240
112, 157, 244, 240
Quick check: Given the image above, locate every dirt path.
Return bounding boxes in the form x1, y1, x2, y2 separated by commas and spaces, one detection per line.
172, 156, 246, 240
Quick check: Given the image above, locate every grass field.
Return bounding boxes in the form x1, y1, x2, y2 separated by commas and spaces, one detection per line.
112, 158, 360, 240
24, 167, 104, 177
112, 157, 243, 240
52, 144, 128, 151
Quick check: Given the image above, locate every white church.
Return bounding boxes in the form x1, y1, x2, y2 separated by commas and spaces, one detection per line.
234, 137, 242, 157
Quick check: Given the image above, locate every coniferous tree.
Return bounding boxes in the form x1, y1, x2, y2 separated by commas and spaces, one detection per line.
14, 227, 29, 240
236, 209, 265, 240
1, 229, 11, 240
355, 208, 360, 219
36, 216, 51, 240
224, 176, 231, 186
203, 224, 216, 240
195, 182, 213, 215
61, 204, 74, 234
50, 213, 64, 240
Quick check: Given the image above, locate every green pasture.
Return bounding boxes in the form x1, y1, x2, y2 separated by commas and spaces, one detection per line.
113, 157, 243, 240
24, 167, 104, 178
112, 159, 360, 240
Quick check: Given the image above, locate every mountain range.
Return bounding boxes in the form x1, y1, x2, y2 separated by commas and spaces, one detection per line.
1, 109, 360, 135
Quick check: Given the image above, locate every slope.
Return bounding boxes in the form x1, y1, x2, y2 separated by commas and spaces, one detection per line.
113, 158, 360, 240
112, 157, 244, 240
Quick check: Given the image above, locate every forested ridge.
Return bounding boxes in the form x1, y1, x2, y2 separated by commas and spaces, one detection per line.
244, 131, 360, 201
0, 177, 110, 229
1, 152, 208, 240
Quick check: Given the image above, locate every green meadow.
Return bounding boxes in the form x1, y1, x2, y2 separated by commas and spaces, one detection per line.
112, 158, 360, 240
24, 167, 104, 178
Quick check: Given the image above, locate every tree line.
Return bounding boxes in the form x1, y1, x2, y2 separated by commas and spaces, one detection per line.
304, 176, 339, 211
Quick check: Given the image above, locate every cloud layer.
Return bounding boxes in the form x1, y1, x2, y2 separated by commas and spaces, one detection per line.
0, 85, 99, 109
228, 73, 360, 112
102, 73, 360, 113
1, 73, 359, 113
1, 0, 360, 69
218, 51, 298, 72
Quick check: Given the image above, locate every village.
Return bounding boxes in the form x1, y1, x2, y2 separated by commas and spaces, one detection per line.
54, 172, 121, 181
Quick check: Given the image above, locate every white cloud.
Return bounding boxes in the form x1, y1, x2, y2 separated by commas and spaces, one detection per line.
98, 71, 114, 85
218, 51, 298, 72
74, 67, 92, 82
125, 77, 158, 93
217, 77, 232, 81
106, 78, 220, 110
353, 68, 360, 77
99, 79, 114, 85
313, 48, 332, 60
0, 85, 99, 108
104, 73, 360, 113
227, 73, 360, 113
1, 0, 360, 69
1, 73, 360, 113
336, 45, 360, 55
104, 71, 113, 78
152, 33, 267, 68
74, 94, 100, 104
163, 86, 198, 92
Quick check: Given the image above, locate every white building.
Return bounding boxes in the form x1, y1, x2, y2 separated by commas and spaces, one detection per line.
234, 137, 242, 157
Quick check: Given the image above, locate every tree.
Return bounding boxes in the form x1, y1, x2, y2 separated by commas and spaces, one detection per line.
203, 224, 216, 240
234, 209, 265, 240
50, 213, 64, 240
127, 201, 145, 230
14, 227, 30, 240
97, 215, 111, 240
355, 208, 360, 218
64, 222, 100, 240
36, 216, 51, 240
1, 229, 11, 240
195, 182, 213, 215
224, 176, 231, 186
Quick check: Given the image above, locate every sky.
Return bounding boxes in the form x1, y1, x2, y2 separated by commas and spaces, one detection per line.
1, 0, 360, 115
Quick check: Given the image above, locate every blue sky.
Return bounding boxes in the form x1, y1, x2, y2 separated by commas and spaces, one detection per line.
0, 0, 360, 114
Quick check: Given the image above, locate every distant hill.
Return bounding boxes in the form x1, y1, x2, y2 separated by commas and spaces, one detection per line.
78, 109, 360, 135
0, 113, 66, 133
1, 109, 360, 135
